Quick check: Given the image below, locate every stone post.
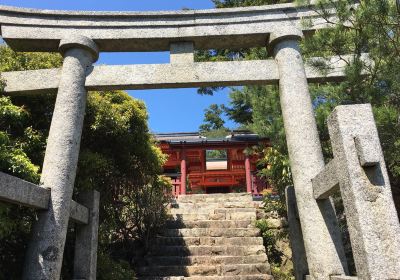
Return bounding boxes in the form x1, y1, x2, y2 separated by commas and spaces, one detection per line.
285, 186, 309, 280
269, 27, 348, 279
74, 190, 100, 280
170, 42, 194, 64
23, 35, 98, 280
245, 156, 252, 193
328, 104, 400, 279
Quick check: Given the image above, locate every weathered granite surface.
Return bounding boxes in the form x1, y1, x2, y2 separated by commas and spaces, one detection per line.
0, 3, 335, 52
270, 27, 348, 279
69, 200, 89, 225
312, 158, 340, 200
1, 54, 370, 94
286, 186, 309, 280
330, 276, 358, 280
23, 36, 98, 280
306, 276, 358, 280
170, 42, 194, 64
328, 104, 400, 279
0, 171, 49, 209
0, 171, 89, 224
138, 193, 273, 279
74, 190, 100, 280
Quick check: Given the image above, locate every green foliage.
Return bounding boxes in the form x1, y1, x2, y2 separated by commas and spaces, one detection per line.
77, 90, 170, 262
206, 149, 228, 160
256, 219, 284, 264
255, 194, 295, 280
373, 106, 400, 182
99, 176, 171, 253
225, 86, 286, 149
270, 266, 295, 280
0, 203, 34, 280
79, 90, 165, 186
258, 148, 292, 203
199, 104, 227, 132
212, 0, 292, 8
0, 96, 40, 183
97, 251, 135, 280
0, 131, 40, 183
200, 127, 231, 138
256, 195, 294, 280
0, 46, 62, 71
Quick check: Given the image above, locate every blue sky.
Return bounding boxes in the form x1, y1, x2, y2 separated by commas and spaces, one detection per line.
0, 0, 237, 133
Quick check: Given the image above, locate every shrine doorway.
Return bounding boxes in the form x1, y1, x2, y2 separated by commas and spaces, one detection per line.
206, 186, 232, 194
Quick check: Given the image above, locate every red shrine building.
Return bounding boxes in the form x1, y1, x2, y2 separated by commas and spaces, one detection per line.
155, 131, 271, 196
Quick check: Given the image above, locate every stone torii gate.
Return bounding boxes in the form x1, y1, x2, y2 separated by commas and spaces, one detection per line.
0, 3, 399, 280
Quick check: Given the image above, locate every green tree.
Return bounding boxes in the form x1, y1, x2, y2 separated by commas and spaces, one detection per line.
224, 86, 286, 150
301, 0, 400, 212
199, 103, 227, 132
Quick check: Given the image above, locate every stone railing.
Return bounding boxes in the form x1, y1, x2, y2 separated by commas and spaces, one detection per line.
286, 104, 400, 280
312, 104, 400, 279
0, 171, 100, 279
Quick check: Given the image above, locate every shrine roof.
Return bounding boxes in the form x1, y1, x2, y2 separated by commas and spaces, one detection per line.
155, 132, 206, 142
154, 131, 268, 145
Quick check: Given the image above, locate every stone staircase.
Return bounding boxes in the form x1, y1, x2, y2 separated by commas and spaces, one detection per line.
138, 193, 273, 280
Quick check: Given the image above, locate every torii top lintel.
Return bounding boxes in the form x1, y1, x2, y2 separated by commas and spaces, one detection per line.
0, 3, 331, 52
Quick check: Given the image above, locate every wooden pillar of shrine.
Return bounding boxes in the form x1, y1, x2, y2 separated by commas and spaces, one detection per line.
180, 150, 187, 195
245, 156, 252, 193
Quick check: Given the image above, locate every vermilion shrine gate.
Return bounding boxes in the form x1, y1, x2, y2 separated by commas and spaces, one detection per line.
0, 3, 400, 280
156, 131, 270, 196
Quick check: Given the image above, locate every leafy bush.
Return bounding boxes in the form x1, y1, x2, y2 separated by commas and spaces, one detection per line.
256, 194, 294, 280
96, 251, 135, 280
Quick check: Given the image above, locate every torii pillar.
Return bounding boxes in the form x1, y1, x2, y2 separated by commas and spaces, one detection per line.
23, 35, 99, 280
269, 27, 348, 279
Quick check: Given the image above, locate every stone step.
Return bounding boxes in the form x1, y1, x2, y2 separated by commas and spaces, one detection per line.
154, 236, 263, 246
170, 213, 210, 221
214, 208, 257, 214
145, 255, 268, 266
170, 210, 256, 221
150, 245, 266, 256
138, 263, 271, 277
170, 208, 214, 215
171, 202, 256, 211
140, 194, 272, 280
220, 210, 257, 221
165, 220, 253, 229
161, 228, 260, 238
139, 275, 274, 280
176, 193, 253, 203
170, 208, 257, 216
